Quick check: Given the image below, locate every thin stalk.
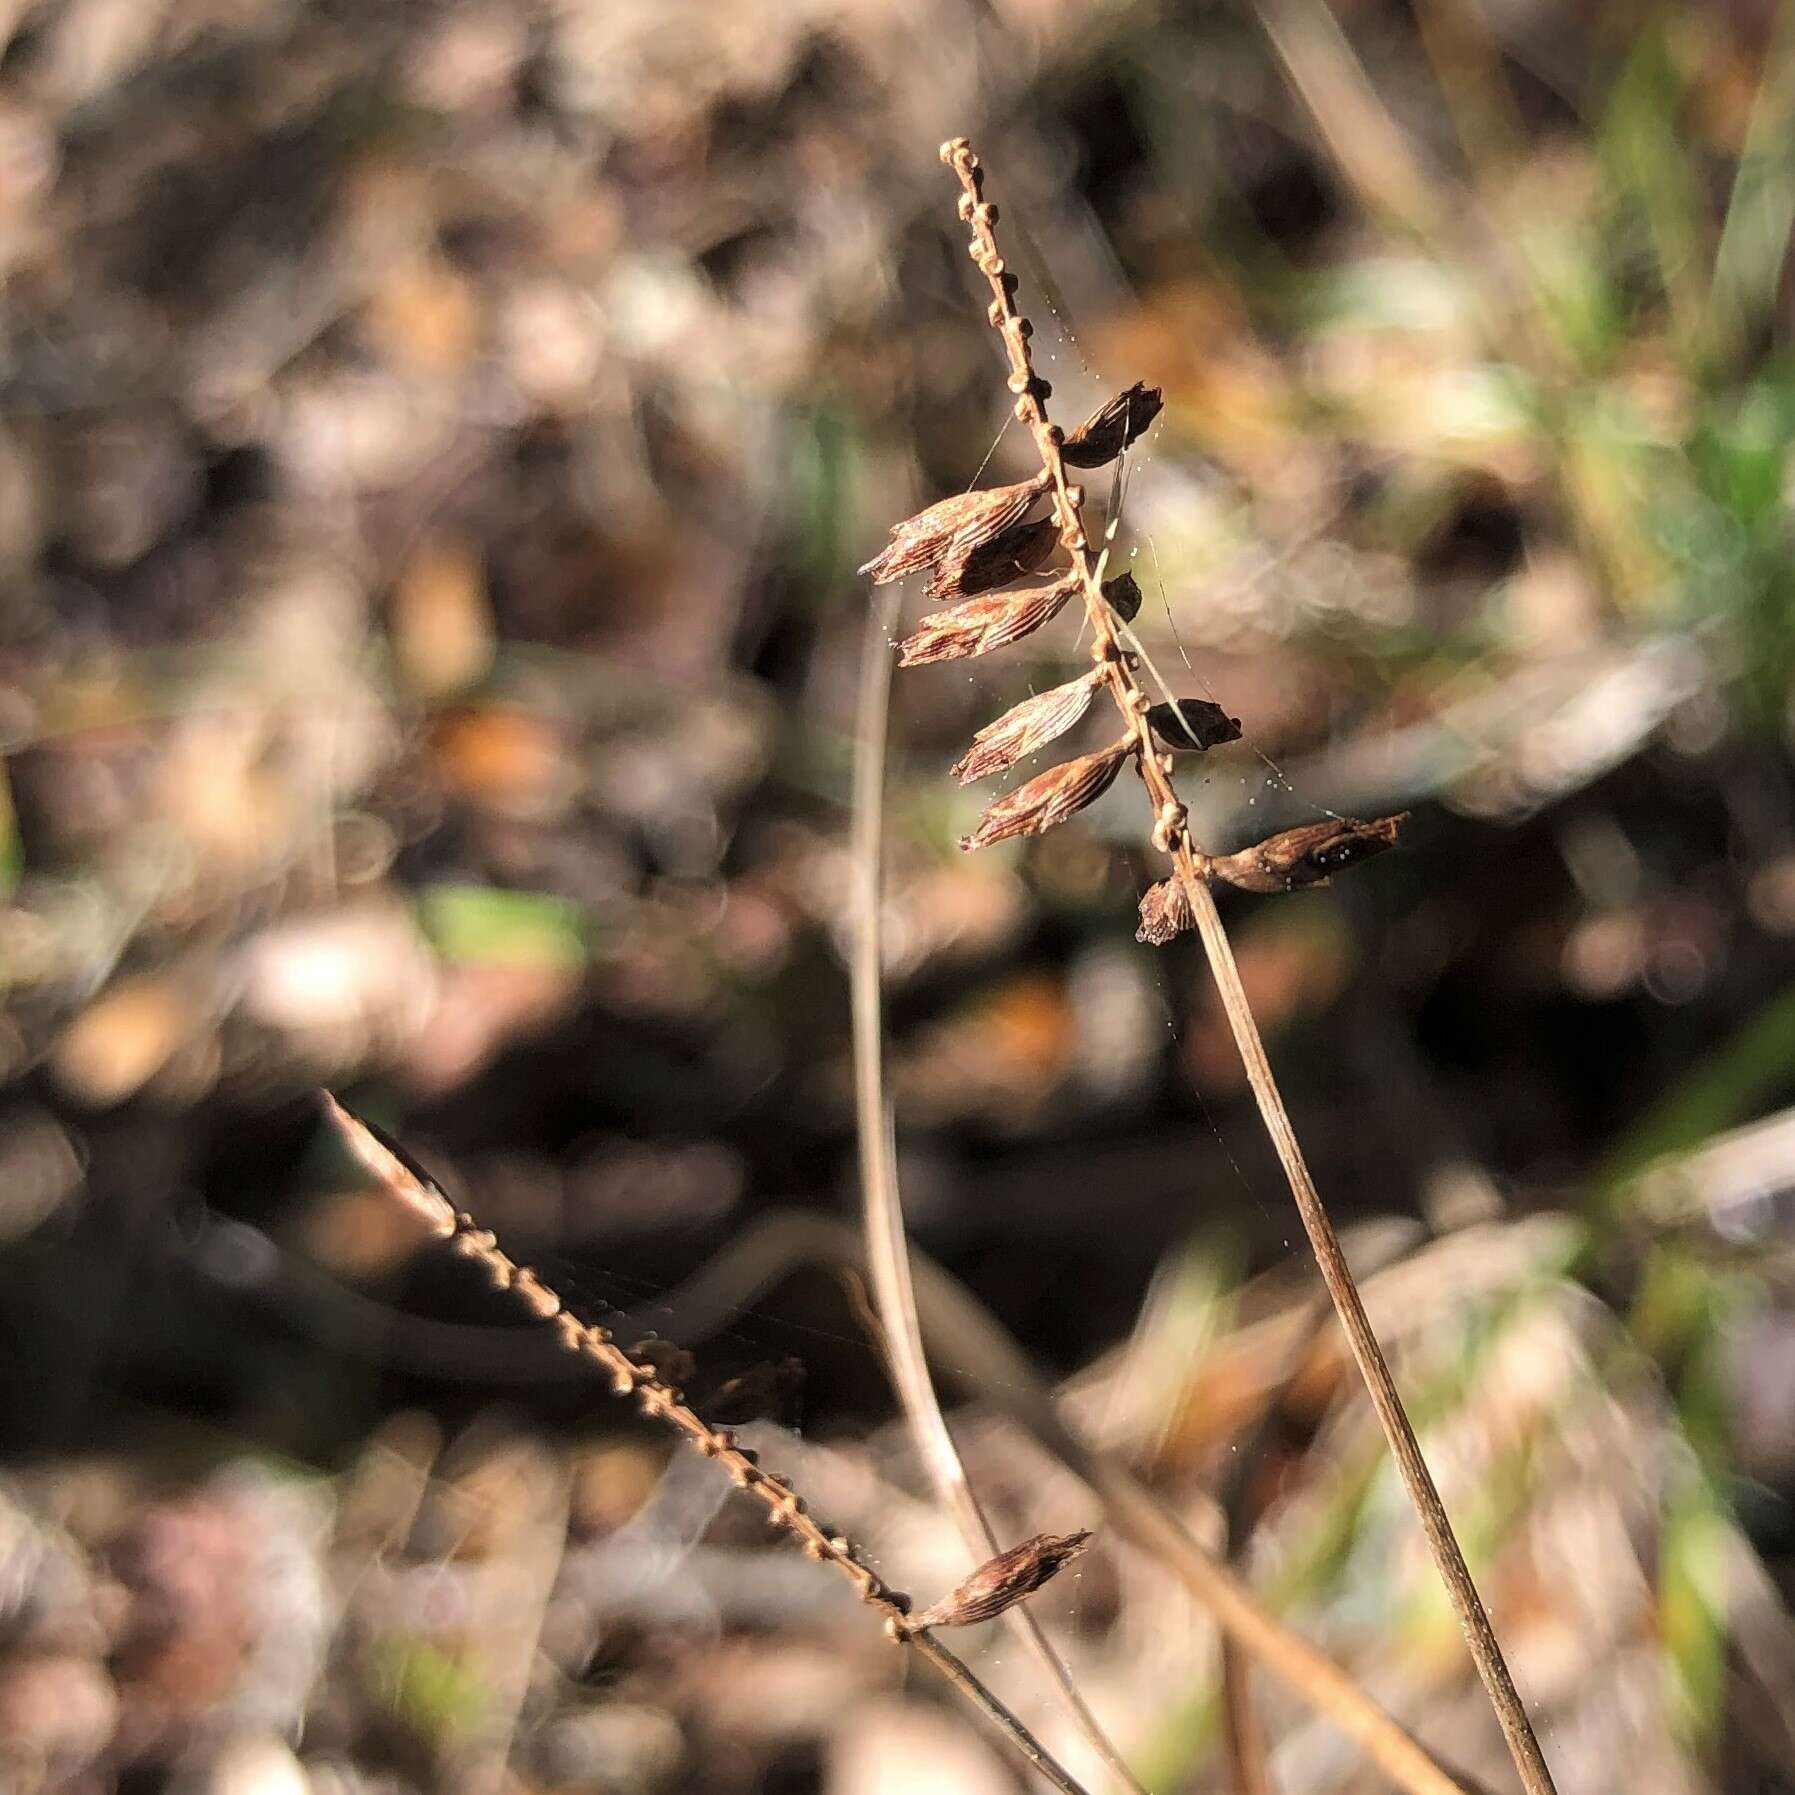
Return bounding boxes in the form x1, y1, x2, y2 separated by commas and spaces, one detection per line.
938, 137, 1557, 1795
853, 580, 1148, 1794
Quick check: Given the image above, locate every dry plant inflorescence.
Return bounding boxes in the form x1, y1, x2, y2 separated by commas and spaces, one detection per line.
318, 1095, 1101, 1795
854, 139, 1558, 1795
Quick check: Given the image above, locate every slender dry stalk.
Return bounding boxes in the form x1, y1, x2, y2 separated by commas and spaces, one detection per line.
854, 582, 1148, 1795
860, 138, 1557, 1795
642, 1208, 1477, 1795
318, 1094, 1096, 1795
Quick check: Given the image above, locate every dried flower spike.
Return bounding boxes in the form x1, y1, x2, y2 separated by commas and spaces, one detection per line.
950, 669, 1105, 784
1210, 814, 1407, 894
909, 1530, 1094, 1631
897, 573, 1079, 667
1136, 877, 1196, 945
1146, 699, 1242, 753
860, 475, 1049, 585
924, 515, 1059, 601
1061, 383, 1164, 469
961, 739, 1131, 851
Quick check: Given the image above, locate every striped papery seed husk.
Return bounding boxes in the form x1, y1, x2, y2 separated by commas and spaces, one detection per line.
1210, 813, 1407, 893
859, 474, 1050, 585
950, 669, 1105, 784
960, 739, 1131, 851
897, 571, 1080, 667
1135, 876, 1196, 945
1060, 382, 1164, 469
923, 515, 1060, 601
909, 1531, 1094, 1630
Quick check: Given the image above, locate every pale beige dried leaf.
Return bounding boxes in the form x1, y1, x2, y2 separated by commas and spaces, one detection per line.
950, 670, 1103, 784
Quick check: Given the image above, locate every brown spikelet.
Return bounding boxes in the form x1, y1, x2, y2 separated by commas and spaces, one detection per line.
1135, 877, 1196, 945
859, 475, 1050, 585
909, 1531, 1094, 1630
629, 1336, 698, 1390
950, 669, 1105, 784
705, 1357, 806, 1426
960, 739, 1131, 851
897, 573, 1079, 667
1211, 813, 1407, 894
1102, 571, 1143, 623
1145, 699, 1242, 752
1061, 383, 1164, 468
923, 515, 1059, 601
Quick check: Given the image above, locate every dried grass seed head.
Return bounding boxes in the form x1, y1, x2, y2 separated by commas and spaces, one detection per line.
1211, 813, 1407, 893
859, 475, 1049, 585
961, 738, 1131, 851
1146, 699, 1242, 752
1060, 383, 1164, 469
910, 1530, 1094, 1630
896, 572, 1080, 667
950, 669, 1105, 784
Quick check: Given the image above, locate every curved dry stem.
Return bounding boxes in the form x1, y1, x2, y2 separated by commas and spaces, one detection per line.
938, 137, 1557, 1795
853, 581, 1148, 1794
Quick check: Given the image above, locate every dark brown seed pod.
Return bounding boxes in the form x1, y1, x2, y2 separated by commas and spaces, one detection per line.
1060, 383, 1164, 468
859, 475, 1050, 585
1145, 699, 1242, 752
923, 515, 1059, 601
1135, 877, 1196, 945
960, 739, 1131, 851
1210, 813, 1407, 894
950, 669, 1104, 784
909, 1530, 1094, 1630
705, 1357, 806, 1426
629, 1337, 698, 1390
897, 572, 1080, 667
1102, 571, 1143, 623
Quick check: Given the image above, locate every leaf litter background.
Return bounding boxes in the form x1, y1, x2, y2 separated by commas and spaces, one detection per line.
4, 0, 1795, 1792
